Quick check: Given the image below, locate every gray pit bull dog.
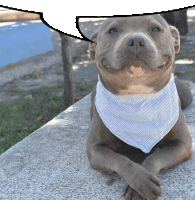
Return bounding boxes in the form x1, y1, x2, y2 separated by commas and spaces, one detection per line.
86, 15, 193, 200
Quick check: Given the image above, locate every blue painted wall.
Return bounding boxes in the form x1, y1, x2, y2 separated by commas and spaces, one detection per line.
0, 21, 53, 68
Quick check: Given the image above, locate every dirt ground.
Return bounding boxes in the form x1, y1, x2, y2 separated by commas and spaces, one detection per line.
1, 8, 195, 102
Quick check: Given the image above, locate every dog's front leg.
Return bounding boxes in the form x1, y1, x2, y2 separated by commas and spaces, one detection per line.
87, 142, 163, 200
142, 108, 192, 176
123, 107, 192, 200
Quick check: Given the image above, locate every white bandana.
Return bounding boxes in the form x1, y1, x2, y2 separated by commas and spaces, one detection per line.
95, 74, 179, 153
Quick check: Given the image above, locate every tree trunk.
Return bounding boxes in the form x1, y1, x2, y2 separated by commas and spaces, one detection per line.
60, 33, 74, 109
162, 9, 188, 36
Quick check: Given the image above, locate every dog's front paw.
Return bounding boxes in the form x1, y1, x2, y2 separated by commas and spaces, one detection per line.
121, 184, 133, 199
122, 184, 161, 200
133, 171, 163, 200
122, 184, 147, 200
121, 185, 143, 200
123, 166, 164, 200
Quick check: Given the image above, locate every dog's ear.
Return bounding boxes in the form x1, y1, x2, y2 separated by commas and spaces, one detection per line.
169, 26, 180, 53
89, 32, 98, 60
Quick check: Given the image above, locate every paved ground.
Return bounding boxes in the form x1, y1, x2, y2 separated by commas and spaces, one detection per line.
0, 87, 195, 200
0, 9, 195, 102
0, 17, 103, 102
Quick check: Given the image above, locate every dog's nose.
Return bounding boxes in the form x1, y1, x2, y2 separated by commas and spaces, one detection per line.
125, 35, 147, 53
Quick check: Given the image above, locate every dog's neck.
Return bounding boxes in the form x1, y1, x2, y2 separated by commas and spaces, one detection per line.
95, 73, 179, 153
97, 73, 173, 99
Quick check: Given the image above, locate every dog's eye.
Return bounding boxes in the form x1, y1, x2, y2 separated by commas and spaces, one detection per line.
108, 28, 118, 34
151, 27, 161, 32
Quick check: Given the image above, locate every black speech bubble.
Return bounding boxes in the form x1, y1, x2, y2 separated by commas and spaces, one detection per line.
1, 3, 194, 42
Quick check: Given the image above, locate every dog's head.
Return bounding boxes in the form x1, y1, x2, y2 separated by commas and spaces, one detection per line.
89, 15, 180, 95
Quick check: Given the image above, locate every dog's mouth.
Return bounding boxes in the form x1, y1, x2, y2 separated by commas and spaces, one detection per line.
127, 55, 171, 72
157, 55, 171, 70
99, 54, 172, 75
157, 62, 167, 70
100, 58, 120, 73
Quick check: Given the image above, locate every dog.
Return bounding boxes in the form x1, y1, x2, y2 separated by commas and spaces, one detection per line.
86, 14, 193, 200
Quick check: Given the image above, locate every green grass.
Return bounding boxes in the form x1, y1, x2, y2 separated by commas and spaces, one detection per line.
0, 80, 97, 155
175, 70, 195, 77
175, 50, 195, 60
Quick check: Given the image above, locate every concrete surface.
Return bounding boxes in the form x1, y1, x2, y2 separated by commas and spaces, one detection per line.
0, 83, 195, 200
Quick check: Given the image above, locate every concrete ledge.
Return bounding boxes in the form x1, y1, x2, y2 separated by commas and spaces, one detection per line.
0, 85, 195, 200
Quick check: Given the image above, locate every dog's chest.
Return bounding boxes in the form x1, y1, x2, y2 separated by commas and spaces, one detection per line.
95, 74, 179, 153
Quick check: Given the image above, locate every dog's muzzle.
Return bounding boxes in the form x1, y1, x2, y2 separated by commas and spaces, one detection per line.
125, 35, 147, 54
